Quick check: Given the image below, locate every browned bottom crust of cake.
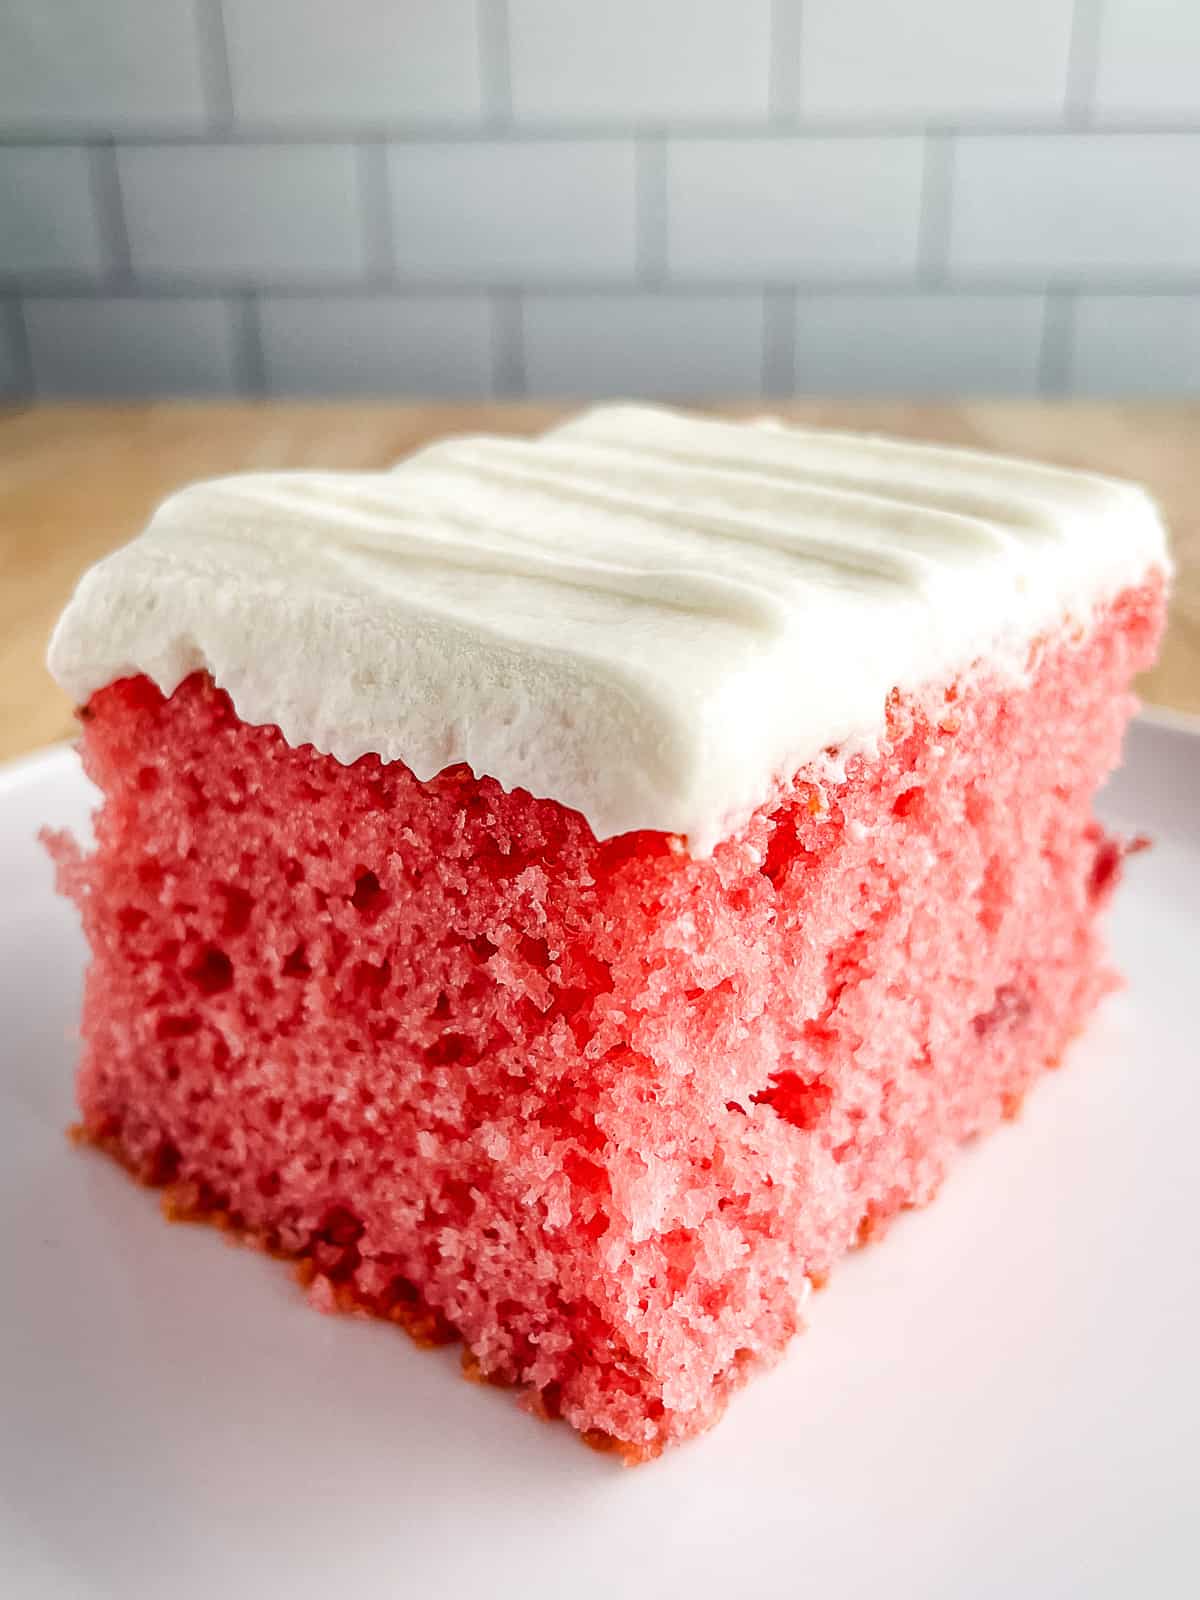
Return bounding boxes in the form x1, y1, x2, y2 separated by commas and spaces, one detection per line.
69, 1047, 1064, 1465
71, 1120, 658, 1463
69, 1111, 947, 1460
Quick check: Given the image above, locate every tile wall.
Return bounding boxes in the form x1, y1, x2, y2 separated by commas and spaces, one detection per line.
2, 0, 1198, 399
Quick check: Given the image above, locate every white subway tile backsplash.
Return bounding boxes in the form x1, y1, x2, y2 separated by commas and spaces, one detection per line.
388, 142, 637, 282
118, 145, 365, 281
522, 292, 763, 397
800, 0, 1073, 121
3, 0, 1200, 402
1069, 296, 1200, 395
1094, 1, 1200, 121
0, 146, 107, 277
949, 135, 1200, 279
667, 138, 924, 280
223, 0, 482, 126
24, 296, 240, 395
0, 0, 207, 130
509, 0, 771, 124
793, 292, 1045, 395
259, 294, 493, 396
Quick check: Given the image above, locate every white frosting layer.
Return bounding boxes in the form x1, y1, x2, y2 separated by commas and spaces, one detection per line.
49, 404, 1169, 854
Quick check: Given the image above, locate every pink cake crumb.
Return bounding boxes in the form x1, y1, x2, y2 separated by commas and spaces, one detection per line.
49, 577, 1165, 1459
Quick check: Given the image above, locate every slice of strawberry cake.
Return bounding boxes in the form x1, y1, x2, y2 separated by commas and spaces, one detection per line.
46, 405, 1169, 1459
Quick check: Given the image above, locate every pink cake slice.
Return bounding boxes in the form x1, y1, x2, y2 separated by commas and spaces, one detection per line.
46, 405, 1169, 1458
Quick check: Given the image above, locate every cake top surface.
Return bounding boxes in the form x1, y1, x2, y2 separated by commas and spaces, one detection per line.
48, 403, 1168, 853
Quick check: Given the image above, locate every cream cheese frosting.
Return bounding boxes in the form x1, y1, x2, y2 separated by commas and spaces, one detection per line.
48, 404, 1170, 854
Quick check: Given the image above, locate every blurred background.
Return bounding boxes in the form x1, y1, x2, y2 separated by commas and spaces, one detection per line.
1, 0, 1199, 402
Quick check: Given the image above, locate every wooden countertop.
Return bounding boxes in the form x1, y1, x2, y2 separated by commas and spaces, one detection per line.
2, 401, 1197, 765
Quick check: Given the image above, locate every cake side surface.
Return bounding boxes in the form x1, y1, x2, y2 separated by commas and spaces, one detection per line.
49, 575, 1166, 1457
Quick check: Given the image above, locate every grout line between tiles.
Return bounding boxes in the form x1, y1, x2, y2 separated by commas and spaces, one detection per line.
636, 133, 668, 285
1065, 0, 1105, 128
2, 297, 35, 398
8, 119, 1200, 146
5, 278, 1200, 301
762, 288, 797, 396
479, 0, 513, 128
768, 0, 804, 125
1038, 289, 1077, 395
87, 141, 134, 284
232, 289, 266, 395
917, 133, 954, 286
358, 140, 395, 283
490, 289, 525, 398
196, 0, 236, 129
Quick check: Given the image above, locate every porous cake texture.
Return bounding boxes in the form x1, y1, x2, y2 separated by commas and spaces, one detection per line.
46, 407, 1169, 1458
50, 583, 1161, 1457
